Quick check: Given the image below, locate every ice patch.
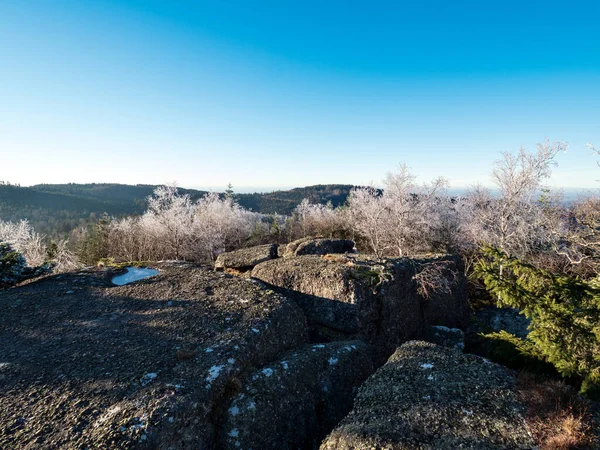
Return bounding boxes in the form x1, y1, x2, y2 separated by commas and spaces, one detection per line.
427, 375, 434, 381
328, 358, 338, 366
206, 365, 225, 383
280, 361, 289, 370
140, 372, 158, 386
229, 428, 239, 438
205, 348, 214, 353
420, 363, 434, 369
227, 358, 236, 364
112, 267, 159, 286
247, 401, 256, 410
229, 405, 240, 416
262, 368, 274, 377
251, 328, 260, 333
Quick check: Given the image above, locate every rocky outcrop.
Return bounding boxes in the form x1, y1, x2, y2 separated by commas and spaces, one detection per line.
280, 238, 356, 257
0, 252, 476, 449
321, 341, 535, 450
219, 341, 373, 450
0, 263, 308, 449
214, 243, 278, 273
252, 254, 470, 364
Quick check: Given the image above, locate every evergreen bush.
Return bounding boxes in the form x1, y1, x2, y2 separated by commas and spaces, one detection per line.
476, 247, 600, 399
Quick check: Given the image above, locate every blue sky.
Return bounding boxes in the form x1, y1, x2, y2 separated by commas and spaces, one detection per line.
1, 1, 599, 191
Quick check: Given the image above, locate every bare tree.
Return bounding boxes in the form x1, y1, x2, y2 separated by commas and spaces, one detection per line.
0, 219, 46, 266
294, 200, 345, 238
100, 186, 261, 263
347, 165, 452, 257
461, 141, 567, 259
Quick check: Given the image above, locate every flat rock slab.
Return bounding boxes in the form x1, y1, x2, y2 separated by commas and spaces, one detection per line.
0, 262, 307, 449
252, 254, 470, 365
321, 341, 535, 450
214, 244, 278, 272
219, 340, 374, 450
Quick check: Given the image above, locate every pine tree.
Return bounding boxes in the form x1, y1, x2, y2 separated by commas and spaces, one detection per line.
476, 246, 600, 398
225, 182, 234, 200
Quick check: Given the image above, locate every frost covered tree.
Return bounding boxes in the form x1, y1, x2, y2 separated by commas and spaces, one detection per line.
0, 219, 79, 272
294, 199, 346, 239
347, 165, 452, 257
461, 141, 567, 259
0, 219, 46, 266
192, 192, 258, 261
96, 186, 261, 263
141, 185, 196, 260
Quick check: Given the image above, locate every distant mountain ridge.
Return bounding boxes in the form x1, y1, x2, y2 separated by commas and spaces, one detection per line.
0, 183, 357, 238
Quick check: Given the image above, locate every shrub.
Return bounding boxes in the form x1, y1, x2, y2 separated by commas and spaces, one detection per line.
0, 242, 26, 288
476, 247, 600, 398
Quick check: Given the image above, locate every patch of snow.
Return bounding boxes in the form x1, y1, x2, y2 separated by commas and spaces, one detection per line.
328, 358, 338, 366
420, 363, 434, 370
251, 328, 260, 333
229, 405, 240, 416
206, 365, 225, 383
280, 361, 289, 370
427, 375, 434, 381
112, 267, 159, 286
229, 428, 239, 438
227, 358, 236, 365
247, 401, 256, 410
205, 348, 214, 353
313, 344, 326, 349
140, 372, 158, 386
262, 368, 274, 377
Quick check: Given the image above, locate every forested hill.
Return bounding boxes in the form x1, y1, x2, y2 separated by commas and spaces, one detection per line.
236, 184, 355, 214
0, 183, 356, 238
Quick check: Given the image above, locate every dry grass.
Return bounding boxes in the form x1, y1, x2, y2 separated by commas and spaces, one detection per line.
517, 372, 599, 449
321, 254, 354, 266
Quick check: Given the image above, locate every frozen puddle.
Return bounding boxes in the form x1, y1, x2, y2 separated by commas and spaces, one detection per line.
112, 267, 159, 286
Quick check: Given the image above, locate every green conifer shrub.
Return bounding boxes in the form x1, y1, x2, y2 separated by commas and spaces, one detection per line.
0, 242, 27, 288
476, 247, 600, 399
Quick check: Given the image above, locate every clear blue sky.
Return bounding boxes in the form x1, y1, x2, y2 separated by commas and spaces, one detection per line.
1, 1, 599, 191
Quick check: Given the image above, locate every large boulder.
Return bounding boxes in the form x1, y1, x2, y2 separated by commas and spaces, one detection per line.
219, 340, 374, 450
321, 341, 535, 450
214, 243, 278, 273
252, 254, 470, 364
0, 262, 307, 449
281, 238, 355, 257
